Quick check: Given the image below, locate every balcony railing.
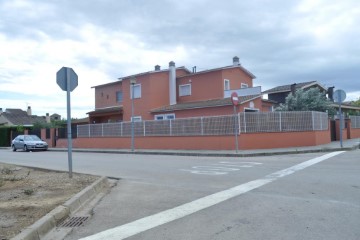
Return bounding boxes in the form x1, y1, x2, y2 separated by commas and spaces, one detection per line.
224, 86, 261, 98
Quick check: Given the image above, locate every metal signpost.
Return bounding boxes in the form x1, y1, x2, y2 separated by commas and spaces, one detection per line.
334, 89, 346, 148
56, 67, 78, 178
130, 77, 137, 152
231, 92, 239, 153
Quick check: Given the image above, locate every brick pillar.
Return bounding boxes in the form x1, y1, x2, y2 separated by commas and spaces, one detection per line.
41, 128, 46, 140
346, 119, 351, 139
335, 119, 348, 141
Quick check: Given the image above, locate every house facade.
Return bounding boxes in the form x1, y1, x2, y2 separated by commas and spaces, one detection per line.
88, 57, 274, 123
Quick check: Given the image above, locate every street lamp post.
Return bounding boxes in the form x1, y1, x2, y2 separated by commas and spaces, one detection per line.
130, 77, 136, 152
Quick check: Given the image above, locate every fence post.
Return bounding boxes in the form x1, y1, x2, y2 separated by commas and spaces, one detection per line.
102, 123, 104, 137
243, 112, 247, 133
279, 112, 282, 132
120, 122, 123, 137
320, 113, 323, 130
170, 119, 172, 136
238, 113, 241, 133
201, 117, 204, 135
88, 124, 91, 137
312, 111, 315, 131
143, 121, 146, 136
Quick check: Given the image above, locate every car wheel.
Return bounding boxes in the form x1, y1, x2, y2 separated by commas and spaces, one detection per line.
12, 145, 17, 152
24, 145, 29, 152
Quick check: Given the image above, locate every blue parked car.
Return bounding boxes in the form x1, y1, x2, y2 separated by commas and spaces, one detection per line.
12, 135, 48, 152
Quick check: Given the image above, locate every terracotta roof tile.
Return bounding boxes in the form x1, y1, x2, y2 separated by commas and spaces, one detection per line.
87, 106, 123, 115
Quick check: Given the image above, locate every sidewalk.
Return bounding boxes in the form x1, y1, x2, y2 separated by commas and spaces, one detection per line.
49, 138, 360, 157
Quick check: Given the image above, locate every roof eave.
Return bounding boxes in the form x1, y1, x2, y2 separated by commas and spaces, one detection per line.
151, 95, 262, 113
151, 103, 234, 113
177, 65, 256, 79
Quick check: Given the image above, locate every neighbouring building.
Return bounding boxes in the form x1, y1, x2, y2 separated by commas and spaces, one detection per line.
262, 81, 360, 116
0, 107, 48, 127
50, 113, 62, 121
262, 81, 328, 105
88, 56, 275, 123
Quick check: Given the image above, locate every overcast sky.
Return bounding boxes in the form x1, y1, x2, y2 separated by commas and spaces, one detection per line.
1, 0, 359, 119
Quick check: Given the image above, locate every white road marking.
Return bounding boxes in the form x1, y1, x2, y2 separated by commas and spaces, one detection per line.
80, 151, 345, 240
219, 161, 262, 165
180, 169, 227, 175
192, 166, 240, 171
180, 161, 263, 175
211, 162, 263, 169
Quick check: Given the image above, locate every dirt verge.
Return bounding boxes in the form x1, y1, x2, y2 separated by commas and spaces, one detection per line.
0, 163, 99, 240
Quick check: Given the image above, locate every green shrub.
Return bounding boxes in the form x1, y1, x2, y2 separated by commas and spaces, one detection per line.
1, 167, 13, 175
24, 189, 34, 195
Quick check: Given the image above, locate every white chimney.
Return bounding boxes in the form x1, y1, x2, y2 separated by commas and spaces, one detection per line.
46, 113, 50, 123
27, 106, 32, 116
169, 61, 176, 105
233, 56, 240, 66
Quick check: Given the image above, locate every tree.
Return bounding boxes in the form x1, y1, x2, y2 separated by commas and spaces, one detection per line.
354, 97, 360, 106
276, 88, 336, 115
348, 97, 360, 116
50, 119, 66, 128
32, 121, 49, 129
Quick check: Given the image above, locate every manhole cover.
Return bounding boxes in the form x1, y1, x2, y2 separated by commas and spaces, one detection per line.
59, 216, 89, 228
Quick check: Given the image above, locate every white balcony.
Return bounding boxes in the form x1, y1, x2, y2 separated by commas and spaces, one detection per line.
224, 86, 262, 98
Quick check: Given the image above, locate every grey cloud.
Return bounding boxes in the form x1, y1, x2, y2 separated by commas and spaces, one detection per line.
1, 0, 358, 99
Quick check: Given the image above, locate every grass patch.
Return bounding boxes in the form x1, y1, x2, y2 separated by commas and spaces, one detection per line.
1, 167, 13, 175
24, 189, 34, 195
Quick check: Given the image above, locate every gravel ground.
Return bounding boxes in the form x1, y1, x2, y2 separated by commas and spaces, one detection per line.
0, 163, 99, 240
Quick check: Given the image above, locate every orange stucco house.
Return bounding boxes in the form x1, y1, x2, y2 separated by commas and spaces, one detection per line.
87, 57, 275, 123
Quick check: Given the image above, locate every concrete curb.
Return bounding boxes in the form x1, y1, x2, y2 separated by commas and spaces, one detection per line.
47, 143, 360, 157
11, 176, 109, 240
1, 140, 359, 157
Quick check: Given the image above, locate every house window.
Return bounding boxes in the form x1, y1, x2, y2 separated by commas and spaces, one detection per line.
155, 115, 164, 120
130, 84, 141, 99
131, 116, 142, 122
166, 114, 175, 120
241, 83, 248, 88
155, 113, 175, 120
116, 91, 123, 102
224, 79, 230, 90
179, 84, 191, 96
244, 108, 259, 112
249, 101, 254, 108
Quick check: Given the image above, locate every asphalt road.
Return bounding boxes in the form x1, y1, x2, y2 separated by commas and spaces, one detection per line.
0, 149, 359, 240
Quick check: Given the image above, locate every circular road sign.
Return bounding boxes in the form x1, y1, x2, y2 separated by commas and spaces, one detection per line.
333, 89, 346, 103
231, 92, 239, 106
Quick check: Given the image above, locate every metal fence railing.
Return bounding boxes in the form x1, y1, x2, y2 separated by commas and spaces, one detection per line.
77, 111, 328, 138
58, 126, 77, 139
350, 116, 360, 128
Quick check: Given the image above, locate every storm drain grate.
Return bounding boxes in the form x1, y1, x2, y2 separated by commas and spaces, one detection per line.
59, 216, 89, 228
